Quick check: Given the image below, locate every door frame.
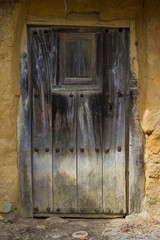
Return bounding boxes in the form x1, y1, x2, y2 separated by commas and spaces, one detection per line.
18, 16, 144, 217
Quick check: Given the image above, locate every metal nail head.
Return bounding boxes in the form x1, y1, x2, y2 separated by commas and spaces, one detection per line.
34, 147, 39, 152
80, 148, 84, 153
45, 147, 49, 152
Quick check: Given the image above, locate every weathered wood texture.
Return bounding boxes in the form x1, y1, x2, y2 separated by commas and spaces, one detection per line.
103, 29, 130, 214
59, 32, 103, 85
77, 92, 103, 213
30, 29, 53, 213
52, 93, 77, 213
18, 50, 33, 217
129, 86, 144, 213
20, 27, 143, 217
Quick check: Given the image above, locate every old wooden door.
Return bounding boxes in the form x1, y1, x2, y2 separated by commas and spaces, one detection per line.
29, 27, 130, 215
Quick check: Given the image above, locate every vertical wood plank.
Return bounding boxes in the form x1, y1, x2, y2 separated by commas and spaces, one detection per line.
77, 92, 103, 213
129, 87, 144, 213
30, 28, 53, 212
18, 25, 33, 217
52, 92, 77, 213
103, 29, 130, 214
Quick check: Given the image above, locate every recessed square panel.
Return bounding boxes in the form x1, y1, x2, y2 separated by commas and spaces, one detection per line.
65, 39, 91, 78
59, 33, 97, 85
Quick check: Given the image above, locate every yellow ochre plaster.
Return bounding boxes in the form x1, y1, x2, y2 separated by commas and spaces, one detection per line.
0, 0, 160, 216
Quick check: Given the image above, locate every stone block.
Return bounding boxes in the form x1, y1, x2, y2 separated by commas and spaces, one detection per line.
0, 202, 15, 213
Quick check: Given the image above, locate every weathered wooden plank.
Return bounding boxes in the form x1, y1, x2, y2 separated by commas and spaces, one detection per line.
18, 40, 33, 217
77, 92, 103, 213
129, 88, 144, 214
52, 92, 77, 213
103, 29, 130, 214
34, 213, 125, 218
30, 28, 53, 213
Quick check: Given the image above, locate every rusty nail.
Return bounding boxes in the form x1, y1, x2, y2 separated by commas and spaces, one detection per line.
55, 148, 60, 153
34, 93, 39, 98
80, 208, 85, 213
44, 30, 48, 34
105, 29, 109, 33
118, 91, 123, 97
45, 147, 49, 152
70, 208, 75, 213
34, 207, 39, 212
69, 93, 73, 98
80, 93, 84, 98
33, 31, 37, 35
69, 147, 74, 153
47, 207, 50, 212
105, 148, 109, 154
120, 209, 123, 214
56, 208, 61, 213
95, 148, 99, 153
119, 28, 123, 32
109, 104, 112, 111
117, 146, 121, 152
95, 208, 100, 213
80, 148, 84, 153
106, 208, 111, 213
34, 147, 39, 152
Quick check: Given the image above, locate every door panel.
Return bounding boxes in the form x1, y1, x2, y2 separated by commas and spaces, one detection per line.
30, 29, 53, 212
30, 28, 130, 216
52, 93, 77, 213
77, 92, 103, 213
103, 30, 129, 214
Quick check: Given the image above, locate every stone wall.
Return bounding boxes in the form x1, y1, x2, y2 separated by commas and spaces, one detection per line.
0, 0, 160, 216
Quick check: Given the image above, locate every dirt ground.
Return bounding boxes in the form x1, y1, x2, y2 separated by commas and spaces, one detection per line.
0, 215, 160, 240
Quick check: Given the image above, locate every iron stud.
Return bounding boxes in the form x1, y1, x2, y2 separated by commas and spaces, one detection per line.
70, 208, 75, 213
117, 146, 121, 152
34, 147, 39, 152
34, 93, 39, 98
45, 147, 49, 152
80, 148, 84, 153
69, 147, 74, 153
55, 148, 60, 153
34, 207, 39, 212
95, 148, 99, 153
95, 208, 100, 213
56, 208, 61, 213
105, 148, 109, 154
47, 207, 50, 212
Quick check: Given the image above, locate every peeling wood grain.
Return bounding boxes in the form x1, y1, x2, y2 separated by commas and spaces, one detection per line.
129, 89, 144, 214
77, 92, 103, 213
30, 29, 53, 212
103, 29, 130, 214
18, 49, 33, 218
52, 93, 77, 213
19, 26, 143, 217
